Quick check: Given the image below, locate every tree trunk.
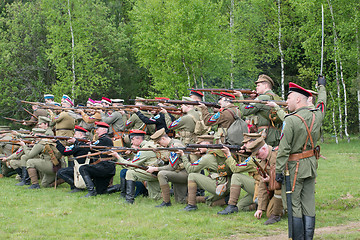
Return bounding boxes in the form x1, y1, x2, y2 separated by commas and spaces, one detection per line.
329, 91, 339, 144
67, 0, 76, 100
328, 0, 343, 139
182, 57, 191, 87
356, 15, 360, 135
277, 0, 285, 99
229, 0, 234, 89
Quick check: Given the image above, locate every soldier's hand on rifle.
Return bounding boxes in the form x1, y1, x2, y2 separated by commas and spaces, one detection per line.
132, 108, 139, 113
18, 140, 26, 147
175, 149, 184, 156
75, 109, 83, 114
198, 103, 206, 109
67, 137, 76, 144
146, 166, 158, 173
108, 151, 120, 160
317, 75, 326, 86
221, 146, 231, 158
1, 157, 7, 162
254, 210, 263, 219
233, 90, 242, 98
261, 174, 270, 183
119, 110, 125, 115
159, 108, 167, 114
266, 101, 278, 108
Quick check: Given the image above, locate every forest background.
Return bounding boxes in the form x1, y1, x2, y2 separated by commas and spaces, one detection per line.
0, 0, 359, 141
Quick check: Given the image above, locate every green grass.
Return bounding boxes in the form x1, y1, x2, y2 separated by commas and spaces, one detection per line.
0, 137, 359, 239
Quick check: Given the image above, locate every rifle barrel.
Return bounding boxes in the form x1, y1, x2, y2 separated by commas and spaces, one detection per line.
230, 99, 287, 106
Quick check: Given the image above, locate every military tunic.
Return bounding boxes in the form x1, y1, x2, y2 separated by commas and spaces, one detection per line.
165, 108, 200, 144
101, 111, 125, 136
124, 140, 161, 200
226, 155, 259, 210
239, 90, 282, 146
125, 111, 155, 136
25, 108, 48, 126
50, 111, 75, 137
25, 140, 64, 187
0, 133, 18, 175
276, 85, 326, 218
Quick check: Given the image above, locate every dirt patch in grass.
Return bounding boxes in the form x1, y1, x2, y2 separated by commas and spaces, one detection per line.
248, 221, 360, 240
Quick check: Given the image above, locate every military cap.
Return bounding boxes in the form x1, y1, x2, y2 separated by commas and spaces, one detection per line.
44, 94, 54, 100
196, 134, 214, 144
189, 90, 204, 98
75, 125, 88, 133
129, 129, 146, 138
62, 95, 74, 106
0, 126, 10, 130
87, 98, 95, 105
111, 99, 124, 103
38, 116, 51, 124
307, 90, 318, 96
32, 128, 46, 134
246, 136, 266, 156
288, 82, 312, 97
101, 97, 112, 105
94, 122, 109, 129
255, 74, 274, 87
150, 128, 166, 142
242, 133, 262, 143
212, 92, 235, 100
181, 96, 193, 102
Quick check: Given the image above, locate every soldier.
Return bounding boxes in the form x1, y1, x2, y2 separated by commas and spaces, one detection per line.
25, 128, 64, 189
110, 130, 161, 203
180, 136, 232, 211
275, 78, 326, 240
37, 116, 54, 136
164, 96, 201, 144
247, 137, 284, 225
76, 98, 102, 134
0, 126, 19, 178
23, 104, 48, 127
56, 126, 90, 193
48, 95, 76, 138
189, 90, 204, 102
199, 92, 241, 144
44, 94, 55, 104
79, 122, 115, 197
236, 74, 282, 146
217, 133, 261, 215
125, 97, 155, 137
100, 97, 125, 139
146, 128, 188, 206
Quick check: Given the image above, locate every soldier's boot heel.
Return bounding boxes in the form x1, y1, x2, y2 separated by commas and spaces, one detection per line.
217, 205, 238, 215
303, 215, 315, 240
82, 174, 97, 197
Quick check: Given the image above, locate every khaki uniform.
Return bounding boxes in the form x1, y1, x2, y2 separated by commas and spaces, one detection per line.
0, 133, 19, 176
226, 155, 259, 211
125, 111, 155, 137
165, 108, 200, 144
124, 140, 161, 200
25, 140, 64, 187
185, 150, 232, 205
257, 146, 283, 217
101, 111, 125, 136
8, 147, 25, 170
276, 85, 326, 218
200, 104, 239, 143
239, 90, 282, 146
157, 139, 188, 203
50, 111, 75, 137
25, 109, 48, 126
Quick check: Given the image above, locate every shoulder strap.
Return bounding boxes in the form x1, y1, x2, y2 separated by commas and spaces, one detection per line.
293, 113, 315, 150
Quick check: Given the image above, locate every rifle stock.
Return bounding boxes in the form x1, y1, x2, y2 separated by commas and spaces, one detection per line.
130, 99, 220, 108
230, 99, 288, 106
25, 135, 90, 143
251, 157, 268, 178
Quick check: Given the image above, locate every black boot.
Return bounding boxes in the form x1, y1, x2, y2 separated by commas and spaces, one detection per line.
28, 183, 40, 189
106, 184, 121, 194
82, 174, 97, 197
120, 177, 126, 198
125, 180, 135, 204
58, 172, 75, 189
293, 216, 305, 240
16, 167, 30, 186
303, 215, 315, 240
217, 205, 238, 215
14, 168, 22, 183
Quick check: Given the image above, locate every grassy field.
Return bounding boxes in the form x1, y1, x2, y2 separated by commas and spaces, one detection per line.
0, 137, 359, 239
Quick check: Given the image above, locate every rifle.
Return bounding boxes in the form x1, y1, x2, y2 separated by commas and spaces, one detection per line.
130, 99, 220, 109
186, 144, 242, 152
23, 135, 90, 143
230, 99, 288, 106
18, 100, 47, 106
189, 88, 256, 95
251, 157, 268, 178
0, 130, 31, 134
2, 117, 37, 124
22, 107, 38, 120
0, 139, 33, 145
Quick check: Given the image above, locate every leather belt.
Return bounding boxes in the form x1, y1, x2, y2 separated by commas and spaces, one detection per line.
288, 149, 314, 161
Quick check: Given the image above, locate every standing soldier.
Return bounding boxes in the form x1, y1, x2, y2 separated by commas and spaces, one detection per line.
146, 128, 189, 206
199, 92, 241, 144
275, 78, 326, 240
236, 74, 282, 146
164, 96, 201, 144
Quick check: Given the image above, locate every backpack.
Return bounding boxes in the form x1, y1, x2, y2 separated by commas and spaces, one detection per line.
225, 109, 248, 146
190, 113, 210, 135
266, 92, 285, 125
